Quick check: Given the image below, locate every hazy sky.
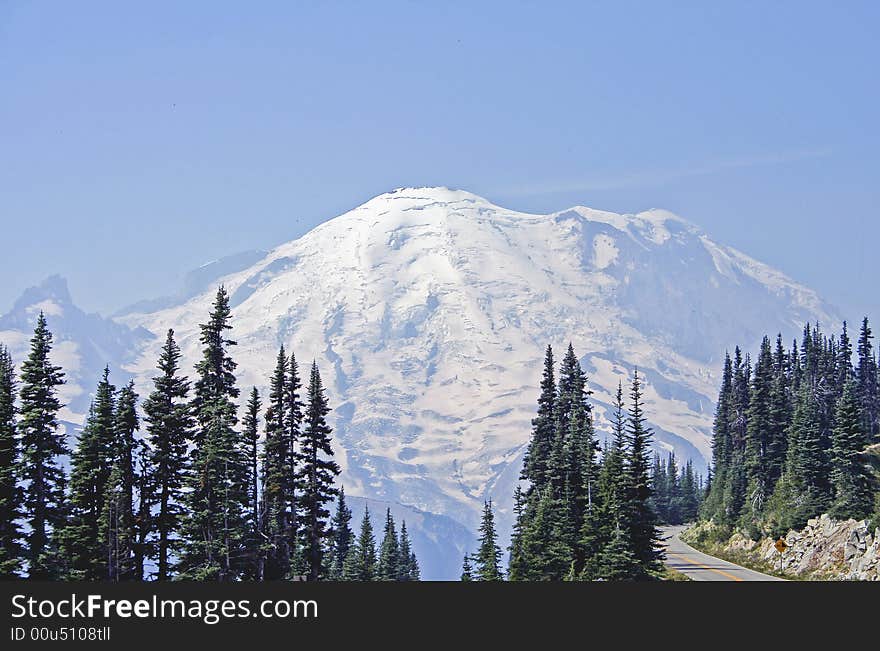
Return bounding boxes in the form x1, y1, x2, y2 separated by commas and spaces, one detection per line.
2, 1, 878, 322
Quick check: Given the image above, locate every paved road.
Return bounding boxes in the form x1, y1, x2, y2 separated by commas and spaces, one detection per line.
660, 525, 785, 581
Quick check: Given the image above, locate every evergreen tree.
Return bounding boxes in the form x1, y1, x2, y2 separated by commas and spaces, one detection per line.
143, 329, 193, 581
474, 500, 502, 581
295, 362, 340, 581
703, 353, 732, 523
61, 367, 117, 579
856, 318, 878, 440
397, 520, 417, 581
679, 459, 699, 522
377, 508, 400, 581
19, 313, 67, 579
100, 381, 140, 580
408, 549, 420, 581
0, 345, 22, 578
650, 454, 668, 523
522, 487, 573, 580
506, 485, 529, 580
522, 345, 555, 492
829, 381, 873, 520
285, 351, 304, 568
242, 386, 262, 579
742, 337, 774, 527
623, 370, 663, 578
343, 507, 377, 581
664, 453, 681, 525
328, 486, 353, 580
460, 554, 474, 581
724, 348, 749, 525
261, 347, 292, 579
594, 524, 639, 581
178, 287, 251, 580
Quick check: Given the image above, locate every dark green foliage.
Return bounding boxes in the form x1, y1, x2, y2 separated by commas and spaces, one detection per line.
830, 381, 873, 520
511, 351, 669, 581
623, 370, 664, 577
506, 485, 528, 580
61, 367, 117, 579
397, 520, 419, 581
343, 507, 377, 581
460, 553, 474, 581
295, 362, 340, 581
521, 345, 556, 493
328, 487, 353, 580
704, 319, 880, 539
242, 386, 262, 579
285, 351, 304, 566
178, 287, 252, 580
261, 347, 293, 579
100, 381, 141, 580
143, 329, 192, 581
474, 500, 502, 580
0, 345, 22, 578
19, 313, 67, 579
595, 525, 639, 581
856, 318, 879, 440
377, 508, 400, 581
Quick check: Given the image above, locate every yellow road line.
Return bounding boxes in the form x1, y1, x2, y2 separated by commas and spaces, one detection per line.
667, 552, 744, 582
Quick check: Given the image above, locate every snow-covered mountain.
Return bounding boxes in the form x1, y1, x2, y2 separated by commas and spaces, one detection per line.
1, 188, 838, 578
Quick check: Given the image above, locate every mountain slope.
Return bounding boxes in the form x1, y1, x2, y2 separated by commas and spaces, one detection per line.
113, 187, 837, 576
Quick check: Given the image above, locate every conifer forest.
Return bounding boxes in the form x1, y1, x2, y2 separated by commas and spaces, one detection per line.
0, 287, 420, 581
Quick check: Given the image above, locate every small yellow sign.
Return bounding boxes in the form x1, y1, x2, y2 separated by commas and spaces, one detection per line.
774, 538, 788, 553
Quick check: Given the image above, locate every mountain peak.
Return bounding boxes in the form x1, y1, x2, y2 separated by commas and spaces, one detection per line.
11, 274, 73, 314
363, 186, 495, 209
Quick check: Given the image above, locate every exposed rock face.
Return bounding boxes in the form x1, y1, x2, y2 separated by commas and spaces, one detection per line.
765, 514, 879, 580
701, 514, 880, 580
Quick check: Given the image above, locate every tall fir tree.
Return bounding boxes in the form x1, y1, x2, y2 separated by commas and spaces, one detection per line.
286, 351, 305, 564
143, 329, 193, 581
0, 345, 22, 578
178, 287, 251, 580
474, 500, 502, 581
100, 381, 140, 581
742, 337, 774, 528
343, 507, 377, 581
460, 554, 474, 581
522, 345, 555, 493
856, 318, 878, 440
261, 347, 293, 579
397, 520, 418, 581
703, 353, 732, 523
328, 486, 353, 580
829, 381, 873, 520
623, 370, 663, 578
61, 367, 117, 579
295, 362, 340, 581
242, 386, 262, 579
19, 313, 67, 579
377, 508, 400, 581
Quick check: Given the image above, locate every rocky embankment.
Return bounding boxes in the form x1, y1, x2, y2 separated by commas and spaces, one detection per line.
682, 515, 880, 580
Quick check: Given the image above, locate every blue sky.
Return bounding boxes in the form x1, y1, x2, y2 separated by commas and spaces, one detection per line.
2, 1, 878, 322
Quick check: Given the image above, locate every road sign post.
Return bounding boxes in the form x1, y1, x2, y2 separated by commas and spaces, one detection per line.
774, 538, 788, 573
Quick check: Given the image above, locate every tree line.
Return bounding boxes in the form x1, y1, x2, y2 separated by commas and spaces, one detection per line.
462, 344, 666, 581
702, 318, 880, 538
0, 286, 419, 581
650, 452, 703, 526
